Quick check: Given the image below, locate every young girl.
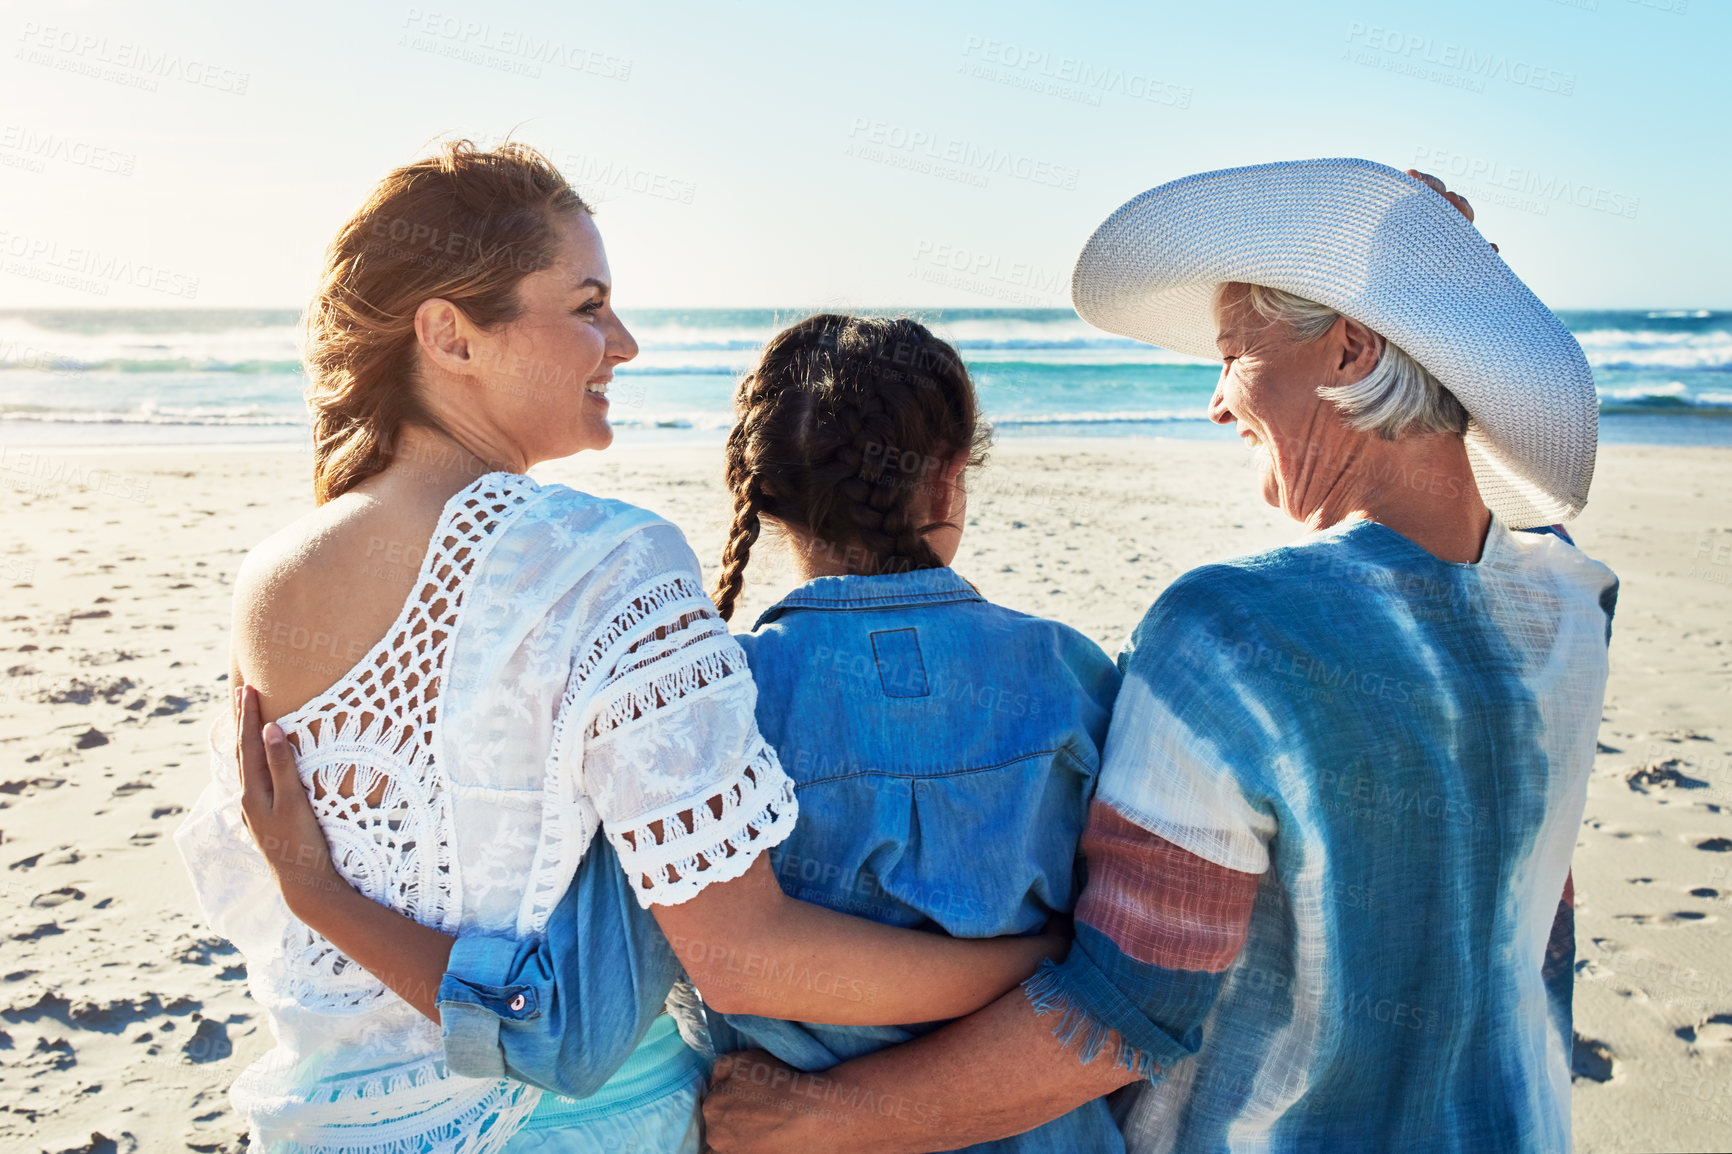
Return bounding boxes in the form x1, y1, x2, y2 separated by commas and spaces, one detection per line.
233, 313, 1123, 1152
697, 314, 1126, 1152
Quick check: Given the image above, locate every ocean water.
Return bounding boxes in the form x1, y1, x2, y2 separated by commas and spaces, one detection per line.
1, 307, 1727, 447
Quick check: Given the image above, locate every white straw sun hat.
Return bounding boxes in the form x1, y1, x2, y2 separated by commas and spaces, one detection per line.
1071, 157, 1597, 527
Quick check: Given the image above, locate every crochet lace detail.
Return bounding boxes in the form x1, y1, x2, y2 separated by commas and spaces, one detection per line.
228, 1054, 540, 1154
523, 570, 798, 922
610, 737, 798, 907
272, 474, 532, 1010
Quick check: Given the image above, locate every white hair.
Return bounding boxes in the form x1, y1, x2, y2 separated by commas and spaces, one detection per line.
1219, 283, 1469, 440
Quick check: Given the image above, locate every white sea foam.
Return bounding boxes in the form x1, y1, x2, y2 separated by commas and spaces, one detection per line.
1575, 327, 1732, 371
0, 405, 301, 425
3, 309, 1728, 446
0, 314, 302, 370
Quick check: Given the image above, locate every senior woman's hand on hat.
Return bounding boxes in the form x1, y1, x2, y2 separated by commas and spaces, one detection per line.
1407, 168, 1498, 251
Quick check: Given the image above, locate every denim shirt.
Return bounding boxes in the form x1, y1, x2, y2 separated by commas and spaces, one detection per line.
715, 569, 1125, 1152
436, 569, 1123, 1152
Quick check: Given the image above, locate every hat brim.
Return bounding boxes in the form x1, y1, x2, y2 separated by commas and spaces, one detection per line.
1071, 158, 1597, 527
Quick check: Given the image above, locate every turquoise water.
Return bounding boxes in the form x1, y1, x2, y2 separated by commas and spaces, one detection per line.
1, 307, 1727, 446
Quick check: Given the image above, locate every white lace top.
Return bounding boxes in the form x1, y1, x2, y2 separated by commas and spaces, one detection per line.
175, 473, 799, 1154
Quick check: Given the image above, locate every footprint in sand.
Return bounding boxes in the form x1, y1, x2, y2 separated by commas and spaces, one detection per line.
1572, 1034, 1617, 1082
1625, 758, 1710, 792
1588, 823, 1659, 841
29, 887, 84, 909
43, 1131, 134, 1154
11, 922, 64, 941
182, 1017, 232, 1064
0, 776, 66, 796
32, 1035, 76, 1072
44, 846, 82, 867
1675, 1013, 1732, 1048
1617, 909, 1715, 926
170, 936, 238, 967
40, 676, 136, 705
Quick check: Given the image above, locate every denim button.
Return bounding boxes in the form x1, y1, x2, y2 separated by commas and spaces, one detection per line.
508, 993, 527, 1012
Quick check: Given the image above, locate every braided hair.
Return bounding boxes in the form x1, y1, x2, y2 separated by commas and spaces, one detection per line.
713, 314, 989, 620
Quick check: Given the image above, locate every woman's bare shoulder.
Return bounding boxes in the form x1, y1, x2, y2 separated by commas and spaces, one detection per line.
231, 491, 443, 719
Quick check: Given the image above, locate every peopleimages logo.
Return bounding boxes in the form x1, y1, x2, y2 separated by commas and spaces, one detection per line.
1344, 23, 1576, 96
15, 22, 250, 94
399, 8, 632, 81
0, 229, 200, 300
907, 240, 1068, 308
0, 125, 136, 176
1412, 146, 1639, 219
562, 152, 697, 205
0, 447, 152, 502
959, 36, 1193, 109
846, 118, 1079, 191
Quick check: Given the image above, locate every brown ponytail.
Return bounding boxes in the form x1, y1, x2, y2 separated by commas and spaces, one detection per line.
713, 314, 989, 621
302, 140, 589, 504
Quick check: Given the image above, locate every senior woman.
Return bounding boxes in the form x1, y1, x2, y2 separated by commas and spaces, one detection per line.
704, 159, 1618, 1153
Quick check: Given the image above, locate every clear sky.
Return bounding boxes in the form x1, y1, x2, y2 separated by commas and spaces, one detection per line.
0, 0, 1722, 309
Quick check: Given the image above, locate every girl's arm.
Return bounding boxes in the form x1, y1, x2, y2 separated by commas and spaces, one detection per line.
648, 853, 1058, 1022
234, 686, 1062, 1028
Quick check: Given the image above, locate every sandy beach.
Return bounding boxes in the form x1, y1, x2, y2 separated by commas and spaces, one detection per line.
1, 437, 1728, 1153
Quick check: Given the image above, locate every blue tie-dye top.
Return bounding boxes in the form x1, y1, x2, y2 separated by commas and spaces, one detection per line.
1025, 516, 1617, 1154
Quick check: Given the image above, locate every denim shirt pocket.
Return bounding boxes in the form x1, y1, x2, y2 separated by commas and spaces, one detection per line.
870, 627, 930, 698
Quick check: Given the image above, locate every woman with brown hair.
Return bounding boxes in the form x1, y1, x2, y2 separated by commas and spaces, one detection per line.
176, 141, 1059, 1153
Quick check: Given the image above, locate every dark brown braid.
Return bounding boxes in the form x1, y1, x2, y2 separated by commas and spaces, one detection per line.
713, 314, 989, 621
